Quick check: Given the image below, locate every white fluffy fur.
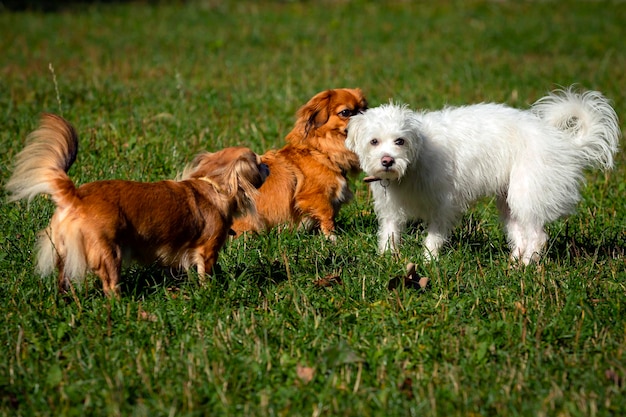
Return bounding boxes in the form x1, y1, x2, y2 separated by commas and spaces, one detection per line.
346, 88, 620, 264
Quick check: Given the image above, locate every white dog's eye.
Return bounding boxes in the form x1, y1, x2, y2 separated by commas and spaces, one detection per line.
395, 138, 405, 146
370, 138, 379, 146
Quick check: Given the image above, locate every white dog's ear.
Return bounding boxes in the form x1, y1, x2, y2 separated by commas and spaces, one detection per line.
397, 110, 425, 161
404, 111, 423, 133
345, 116, 363, 151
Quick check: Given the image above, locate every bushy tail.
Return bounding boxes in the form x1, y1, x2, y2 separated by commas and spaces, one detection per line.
6, 114, 86, 280
5, 113, 79, 207
532, 87, 621, 170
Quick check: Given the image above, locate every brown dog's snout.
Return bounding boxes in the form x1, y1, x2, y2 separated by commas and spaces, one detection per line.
381, 156, 395, 168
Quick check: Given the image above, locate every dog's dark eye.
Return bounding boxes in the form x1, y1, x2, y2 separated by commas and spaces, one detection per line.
395, 138, 405, 146
370, 139, 379, 146
338, 109, 353, 118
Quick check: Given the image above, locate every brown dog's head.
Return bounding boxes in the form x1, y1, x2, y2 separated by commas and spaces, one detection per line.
286, 88, 368, 172
291, 88, 368, 141
182, 146, 269, 215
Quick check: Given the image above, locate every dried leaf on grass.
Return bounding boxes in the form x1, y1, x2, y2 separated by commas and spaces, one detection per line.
605, 369, 623, 386
398, 377, 414, 399
388, 262, 430, 291
166, 287, 190, 300
138, 306, 158, 322
313, 274, 343, 287
322, 340, 364, 368
296, 364, 315, 384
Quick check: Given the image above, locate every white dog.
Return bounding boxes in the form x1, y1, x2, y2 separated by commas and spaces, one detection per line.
346, 88, 620, 264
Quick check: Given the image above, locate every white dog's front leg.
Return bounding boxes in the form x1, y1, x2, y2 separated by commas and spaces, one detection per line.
378, 218, 404, 253
423, 224, 448, 261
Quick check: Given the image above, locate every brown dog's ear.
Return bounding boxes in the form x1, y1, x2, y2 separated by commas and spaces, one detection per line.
298, 90, 334, 138
225, 156, 260, 201
224, 156, 262, 217
178, 151, 214, 180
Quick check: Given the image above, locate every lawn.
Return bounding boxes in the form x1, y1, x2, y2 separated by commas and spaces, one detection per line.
1, 1, 625, 416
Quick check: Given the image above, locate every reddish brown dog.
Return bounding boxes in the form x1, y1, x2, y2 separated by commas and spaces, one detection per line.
231, 88, 368, 239
6, 114, 268, 297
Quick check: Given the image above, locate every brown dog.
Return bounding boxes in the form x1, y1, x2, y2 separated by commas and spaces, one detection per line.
5, 113, 268, 297
231, 88, 368, 239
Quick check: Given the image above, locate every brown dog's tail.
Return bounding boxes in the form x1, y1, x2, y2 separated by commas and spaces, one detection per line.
5, 113, 79, 208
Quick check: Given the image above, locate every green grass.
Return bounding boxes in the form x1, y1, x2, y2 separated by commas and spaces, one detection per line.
1, 1, 625, 416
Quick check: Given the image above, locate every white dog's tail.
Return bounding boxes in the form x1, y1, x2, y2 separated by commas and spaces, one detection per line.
532, 87, 621, 170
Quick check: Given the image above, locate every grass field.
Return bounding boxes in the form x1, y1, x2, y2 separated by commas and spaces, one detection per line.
1, 1, 625, 416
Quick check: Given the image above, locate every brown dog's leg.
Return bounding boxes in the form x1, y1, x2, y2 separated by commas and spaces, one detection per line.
57, 260, 70, 294
195, 246, 219, 286
96, 262, 121, 297
298, 201, 337, 239
195, 258, 206, 284
91, 246, 122, 298
318, 217, 336, 240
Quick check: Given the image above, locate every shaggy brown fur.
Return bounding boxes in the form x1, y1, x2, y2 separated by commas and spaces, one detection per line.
6, 114, 268, 296
231, 88, 368, 239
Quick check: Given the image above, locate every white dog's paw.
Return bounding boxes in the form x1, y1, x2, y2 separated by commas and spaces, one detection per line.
422, 249, 438, 263
422, 232, 446, 260
378, 234, 401, 254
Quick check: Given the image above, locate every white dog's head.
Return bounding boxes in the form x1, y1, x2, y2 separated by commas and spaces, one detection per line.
346, 103, 423, 181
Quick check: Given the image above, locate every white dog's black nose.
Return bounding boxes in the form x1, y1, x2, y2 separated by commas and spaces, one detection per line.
381, 156, 395, 168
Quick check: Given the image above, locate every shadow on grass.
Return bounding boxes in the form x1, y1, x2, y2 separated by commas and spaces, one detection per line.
215, 259, 289, 290
404, 218, 509, 262
547, 224, 625, 263
118, 263, 189, 298
113, 258, 291, 299
405, 215, 624, 265
59, 243, 352, 299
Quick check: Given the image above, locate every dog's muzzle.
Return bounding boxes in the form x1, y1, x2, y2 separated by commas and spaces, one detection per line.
381, 156, 395, 168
